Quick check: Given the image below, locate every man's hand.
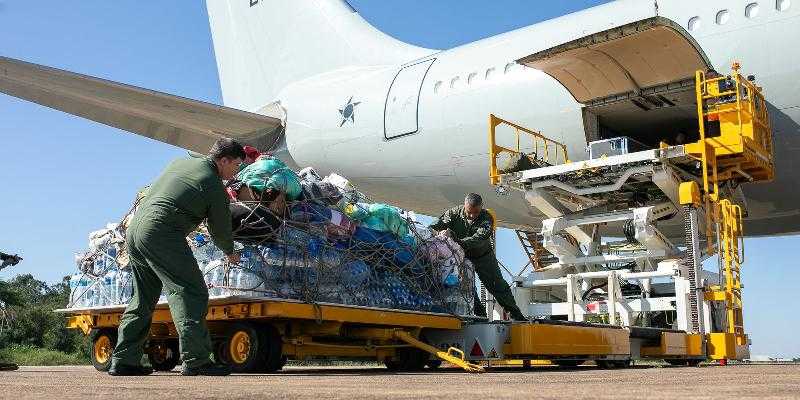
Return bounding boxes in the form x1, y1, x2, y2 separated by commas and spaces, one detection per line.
226, 252, 241, 265
436, 229, 451, 239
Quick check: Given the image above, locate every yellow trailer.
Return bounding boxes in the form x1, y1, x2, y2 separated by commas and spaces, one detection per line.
59, 296, 710, 374
57, 296, 488, 373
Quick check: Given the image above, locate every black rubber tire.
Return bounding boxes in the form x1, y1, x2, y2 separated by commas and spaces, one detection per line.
147, 339, 180, 372
596, 359, 631, 369
666, 358, 703, 367
90, 329, 117, 372
224, 322, 266, 373
553, 359, 585, 367
426, 359, 443, 370
686, 359, 703, 367
213, 339, 231, 365
385, 347, 428, 372
257, 325, 284, 373
0, 363, 19, 371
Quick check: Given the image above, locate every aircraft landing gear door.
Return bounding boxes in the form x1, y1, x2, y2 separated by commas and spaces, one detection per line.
384, 59, 435, 139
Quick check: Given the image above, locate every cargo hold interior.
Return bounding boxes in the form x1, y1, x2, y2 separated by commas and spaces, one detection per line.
517, 17, 715, 150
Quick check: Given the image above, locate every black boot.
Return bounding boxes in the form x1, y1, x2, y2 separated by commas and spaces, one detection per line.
511, 310, 528, 322
181, 362, 232, 376
108, 364, 154, 376
0, 362, 18, 371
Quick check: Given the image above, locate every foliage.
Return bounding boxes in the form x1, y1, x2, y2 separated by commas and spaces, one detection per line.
0, 344, 88, 366
0, 274, 89, 362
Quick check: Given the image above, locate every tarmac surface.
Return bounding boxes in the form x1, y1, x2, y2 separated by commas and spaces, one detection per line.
1, 364, 798, 399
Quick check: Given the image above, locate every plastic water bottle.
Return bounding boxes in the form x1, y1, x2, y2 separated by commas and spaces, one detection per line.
443, 273, 459, 288
103, 270, 117, 305
85, 278, 98, 307
68, 274, 81, 307
116, 269, 132, 304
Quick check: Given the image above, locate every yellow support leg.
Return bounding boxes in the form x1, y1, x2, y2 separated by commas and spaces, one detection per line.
392, 330, 485, 373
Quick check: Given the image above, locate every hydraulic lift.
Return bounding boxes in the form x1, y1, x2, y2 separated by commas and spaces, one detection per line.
456, 62, 773, 366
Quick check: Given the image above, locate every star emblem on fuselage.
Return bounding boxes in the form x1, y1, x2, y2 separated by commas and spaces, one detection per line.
339, 96, 361, 127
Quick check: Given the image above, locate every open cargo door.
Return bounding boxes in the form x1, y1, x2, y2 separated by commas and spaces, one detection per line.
517, 17, 713, 146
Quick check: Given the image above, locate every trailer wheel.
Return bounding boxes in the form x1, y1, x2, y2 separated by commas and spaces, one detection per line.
90, 329, 117, 372
224, 322, 265, 373
425, 359, 442, 370
385, 347, 427, 372
257, 325, 284, 373
213, 339, 231, 365
147, 339, 180, 372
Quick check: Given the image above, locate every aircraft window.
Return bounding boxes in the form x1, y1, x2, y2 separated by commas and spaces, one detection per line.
746, 3, 760, 18
450, 76, 460, 89
777, 0, 790, 11
716, 9, 730, 24
433, 81, 442, 94
467, 72, 477, 85
504, 63, 515, 74
688, 16, 701, 31
485, 68, 495, 79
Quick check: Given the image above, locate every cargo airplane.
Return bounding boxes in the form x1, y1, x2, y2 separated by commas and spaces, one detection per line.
1, 0, 798, 236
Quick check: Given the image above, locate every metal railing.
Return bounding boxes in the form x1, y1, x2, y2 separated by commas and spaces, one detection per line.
488, 114, 569, 185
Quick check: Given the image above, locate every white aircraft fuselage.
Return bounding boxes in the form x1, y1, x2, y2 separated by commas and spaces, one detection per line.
269, 0, 800, 235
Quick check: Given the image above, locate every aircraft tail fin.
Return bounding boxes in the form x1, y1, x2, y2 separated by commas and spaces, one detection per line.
206, 0, 432, 112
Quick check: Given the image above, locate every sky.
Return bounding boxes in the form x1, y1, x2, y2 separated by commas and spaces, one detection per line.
0, 1, 795, 358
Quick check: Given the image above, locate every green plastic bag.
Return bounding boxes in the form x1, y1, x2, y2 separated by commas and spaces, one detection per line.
366, 203, 409, 237
342, 202, 370, 221
237, 157, 302, 200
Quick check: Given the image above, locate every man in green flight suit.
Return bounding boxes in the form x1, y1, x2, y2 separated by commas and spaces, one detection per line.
430, 193, 526, 321
109, 138, 245, 376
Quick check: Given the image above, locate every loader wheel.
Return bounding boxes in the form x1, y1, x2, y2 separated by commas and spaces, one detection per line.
90, 329, 117, 372
224, 322, 265, 373
147, 339, 180, 372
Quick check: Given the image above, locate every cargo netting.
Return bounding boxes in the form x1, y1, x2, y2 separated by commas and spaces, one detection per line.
67, 162, 476, 318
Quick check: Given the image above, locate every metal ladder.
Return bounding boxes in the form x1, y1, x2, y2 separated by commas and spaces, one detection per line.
515, 230, 558, 271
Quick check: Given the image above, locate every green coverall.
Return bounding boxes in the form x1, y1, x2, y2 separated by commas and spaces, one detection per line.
430, 206, 526, 321
112, 157, 235, 369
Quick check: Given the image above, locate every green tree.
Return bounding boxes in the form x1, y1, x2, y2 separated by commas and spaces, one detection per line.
0, 274, 87, 355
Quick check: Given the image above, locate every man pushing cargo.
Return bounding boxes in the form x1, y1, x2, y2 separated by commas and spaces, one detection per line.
109, 138, 245, 376
430, 193, 526, 321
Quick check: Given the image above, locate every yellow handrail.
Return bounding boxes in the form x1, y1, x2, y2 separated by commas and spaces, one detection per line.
718, 199, 744, 335
488, 114, 569, 185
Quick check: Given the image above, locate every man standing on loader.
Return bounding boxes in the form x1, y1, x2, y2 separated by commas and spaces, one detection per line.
109, 138, 245, 376
430, 193, 527, 321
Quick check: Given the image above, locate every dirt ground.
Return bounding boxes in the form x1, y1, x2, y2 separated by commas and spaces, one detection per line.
2, 364, 798, 399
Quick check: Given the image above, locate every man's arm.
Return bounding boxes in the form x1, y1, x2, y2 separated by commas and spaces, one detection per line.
457, 218, 493, 250
206, 189, 236, 256
429, 209, 453, 232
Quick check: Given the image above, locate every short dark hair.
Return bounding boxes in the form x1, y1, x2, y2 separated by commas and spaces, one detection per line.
465, 193, 482, 207
209, 137, 246, 160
